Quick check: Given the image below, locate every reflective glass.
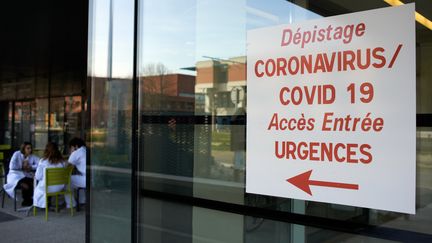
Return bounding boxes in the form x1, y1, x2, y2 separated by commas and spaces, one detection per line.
140, 197, 398, 243
88, 0, 135, 242
34, 98, 48, 152
136, 1, 432, 242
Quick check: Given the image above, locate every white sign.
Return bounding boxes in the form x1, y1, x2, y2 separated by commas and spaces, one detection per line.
246, 4, 415, 214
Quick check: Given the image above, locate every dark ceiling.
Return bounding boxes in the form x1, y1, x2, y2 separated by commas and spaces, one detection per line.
0, 0, 88, 82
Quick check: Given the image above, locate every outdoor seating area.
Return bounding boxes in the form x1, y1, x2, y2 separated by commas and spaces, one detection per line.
0, 189, 85, 243
0, 161, 85, 242
0, 140, 86, 242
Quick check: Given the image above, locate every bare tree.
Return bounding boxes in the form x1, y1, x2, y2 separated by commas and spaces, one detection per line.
141, 62, 171, 95
141, 63, 172, 111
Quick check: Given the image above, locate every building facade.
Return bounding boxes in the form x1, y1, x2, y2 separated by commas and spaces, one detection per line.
0, 1, 88, 157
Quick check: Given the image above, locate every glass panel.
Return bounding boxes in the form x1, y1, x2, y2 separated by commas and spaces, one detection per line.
136, 0, 432, 241
139, 197, 398, 243
0, 81, 17, 101
34, 98, 48, 153
88, 0, 135, 242
289, 1, 432, 235
137, 0, 320, 225
35, 76, 49, 98
416, 3, 432, 113
51, 74, 82, 97
64, 96, 83, 154
16, 78, 35, 100
49, 97, 65, 152
13, 101, 35, 149
0, 101, 12, 145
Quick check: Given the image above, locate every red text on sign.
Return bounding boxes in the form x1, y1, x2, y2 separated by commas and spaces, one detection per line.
322, 112, 384, 132
347, 82, 374, 104
275, 141, 372, 164
267, 113, 315, 131
280, 23, 366, 48
279, 85, 335, 106
254, 47, 393, 78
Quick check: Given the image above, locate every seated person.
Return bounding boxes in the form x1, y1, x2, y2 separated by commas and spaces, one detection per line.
33, 142, 66, 209
65, 137, 86, 208
4, 142, 39, 206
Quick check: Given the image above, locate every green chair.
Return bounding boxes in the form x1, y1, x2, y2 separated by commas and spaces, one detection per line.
0, 162, 5, 208
0, 151, 4, 177
33, 166, 74, 221
0, 144, 11, 178
0, 144, 11, 150
0, 152, 4, 177
0, 144, 10, 187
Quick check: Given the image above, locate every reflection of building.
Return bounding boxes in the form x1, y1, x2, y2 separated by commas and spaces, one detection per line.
89, 77, 132, 152
195, 56, 246, 116
191, 57, 247, 183
90, 74, 196, 152
140, 73, 196, 179
141, 74, 195, 113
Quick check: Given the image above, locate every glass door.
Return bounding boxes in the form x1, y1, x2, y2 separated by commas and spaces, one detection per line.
34, 98, 49, 153
0, 101, 13, 146
48, 96, 84, 154
64, 96, 83, 154
13, 101, 35, 149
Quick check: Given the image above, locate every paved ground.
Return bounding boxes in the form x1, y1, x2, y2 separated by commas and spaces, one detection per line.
0, 194, 85, 243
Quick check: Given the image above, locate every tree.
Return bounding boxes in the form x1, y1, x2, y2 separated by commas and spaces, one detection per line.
141, 62, 171, 95
141, 63, 171, 111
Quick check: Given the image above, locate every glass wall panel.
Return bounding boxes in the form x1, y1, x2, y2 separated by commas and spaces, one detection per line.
140, 197, 399, 243
136, 0, 432, 242
0, 81, 17, 101
16, 77, 35, 100
88, 0, 135, 242
49, 97, 65, 151
136, 0, 317, 229
0, 101, 12, 146
35, 76, 49, 98
34, 98, 48, 152
13, 101, 35, 148
417, 24, 432, 113
64, 96, 83, 153
51, 74, 82, 97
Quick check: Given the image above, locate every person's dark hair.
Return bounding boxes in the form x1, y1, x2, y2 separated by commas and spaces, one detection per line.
20, 142, 32, 154
69, 137, 85, 148
43, 142, 63, 164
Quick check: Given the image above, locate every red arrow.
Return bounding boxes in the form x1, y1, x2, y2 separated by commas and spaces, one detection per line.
286, 170, 359, 196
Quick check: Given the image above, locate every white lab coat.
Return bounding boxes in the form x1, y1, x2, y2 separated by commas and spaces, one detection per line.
33, 159, 66, 208
65, 146, 86, 207
3, 151, 39, 198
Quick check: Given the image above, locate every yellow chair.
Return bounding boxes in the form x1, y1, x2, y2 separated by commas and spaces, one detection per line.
0, 162, 5, 208
0, 145, 10, 180
33, 167, 74, 220
0, 152, 4, 177
0, 144, 11, 150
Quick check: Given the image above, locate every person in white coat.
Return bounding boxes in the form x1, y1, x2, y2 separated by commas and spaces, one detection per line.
65, 137, 86, 208
33, 142, 66, 209
3, 142, 39, 206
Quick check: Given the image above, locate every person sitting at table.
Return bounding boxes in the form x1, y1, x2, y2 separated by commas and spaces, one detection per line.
65, 137, 86, 209
4, 142, 39, 206
33, 142, 66, 209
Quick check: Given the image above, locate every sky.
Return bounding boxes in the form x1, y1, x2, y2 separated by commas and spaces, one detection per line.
90, 0, 321, 78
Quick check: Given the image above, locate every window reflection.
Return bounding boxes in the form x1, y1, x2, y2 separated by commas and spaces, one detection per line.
136, 0, 432, 242
138, 0, 319, 205
88, 0, 135, 242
